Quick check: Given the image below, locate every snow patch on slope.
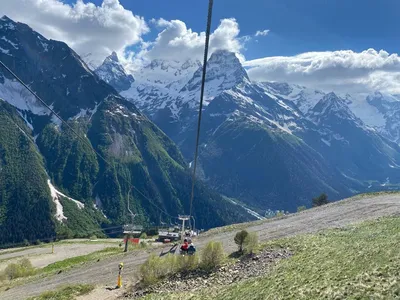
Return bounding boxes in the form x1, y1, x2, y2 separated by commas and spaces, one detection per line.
0, 77, 48, 115
1, 36, 18, 49
47, 180, 67, 222
0, 46, 10, 55
47, 180, 85, 222
16, 110, 33, 130
341, 93, 386, 129
122, 58, 201, 112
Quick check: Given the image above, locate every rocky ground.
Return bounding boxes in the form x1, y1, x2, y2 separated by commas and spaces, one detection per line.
128, 248, 292, 298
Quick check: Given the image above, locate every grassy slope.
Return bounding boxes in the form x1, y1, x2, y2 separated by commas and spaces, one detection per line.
0, 245, 128, 292
144, 216, 400, 300
27, 284, 94, 300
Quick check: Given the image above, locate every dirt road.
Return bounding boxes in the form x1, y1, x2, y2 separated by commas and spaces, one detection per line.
1, 193, 399, 300
0, 243, 118, 271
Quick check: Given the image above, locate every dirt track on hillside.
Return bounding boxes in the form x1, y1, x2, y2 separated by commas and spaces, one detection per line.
0, 243, 116, 272
1, 194, 399, 300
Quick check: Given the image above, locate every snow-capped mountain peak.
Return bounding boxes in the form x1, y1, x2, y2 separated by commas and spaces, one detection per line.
366, 91, 400, 113
94, 51, 134, 92
0, 15, 16, 30
308, 92, 363, 127
134, 58, 201, 89
182, 50, 249, 94
120, 58, 201, 114
108, 51, 119, 62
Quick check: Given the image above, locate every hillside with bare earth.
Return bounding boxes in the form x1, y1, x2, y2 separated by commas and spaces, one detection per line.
0, 192, 399, 300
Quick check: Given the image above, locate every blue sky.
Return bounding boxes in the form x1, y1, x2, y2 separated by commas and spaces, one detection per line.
3, 0, 400, 93
76, 0, 400, 60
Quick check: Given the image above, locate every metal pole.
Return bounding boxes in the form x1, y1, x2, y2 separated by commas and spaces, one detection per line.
124, 233, 129, 252
181, 218, 186, 243
191, 216, 196, 234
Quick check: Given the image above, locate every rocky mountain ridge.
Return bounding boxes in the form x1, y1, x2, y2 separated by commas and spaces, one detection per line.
95, 47, 400, 212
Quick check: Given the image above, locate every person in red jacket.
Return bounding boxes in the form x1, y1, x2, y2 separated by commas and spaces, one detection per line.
180, 239, 189, 254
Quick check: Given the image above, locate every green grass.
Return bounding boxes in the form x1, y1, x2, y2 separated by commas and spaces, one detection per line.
0, 246, 124, 292
27, 284, 94, 300
0, 242, 152, 293
42, 247, 122, 274
142, 216, 400, 300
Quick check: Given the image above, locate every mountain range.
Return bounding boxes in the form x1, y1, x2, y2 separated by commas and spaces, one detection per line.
0, 16, 254, 245
95, 45, 400, 212
1, 14, 400, 246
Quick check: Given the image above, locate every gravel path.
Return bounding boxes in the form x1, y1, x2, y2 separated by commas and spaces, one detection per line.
0, 243, 116, 271
0, 193, 399, 300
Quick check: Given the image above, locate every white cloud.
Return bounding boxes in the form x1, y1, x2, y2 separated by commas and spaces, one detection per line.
130, 18, 244, 66
1, 1, 247, 71
5, 1, 394, 95
245, 49, 400, 93
0, 0, 149, 67
255, 29, 269, 37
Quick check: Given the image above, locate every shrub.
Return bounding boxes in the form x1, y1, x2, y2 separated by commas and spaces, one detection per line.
243, 232, 259, 254
200, 241, 225, 271
139, 252, 204, 286
297, 206, 307, 212
312, 193, 329, 207
159, 254, 179, 276
234, 230, 249, 253
276, 211, 285, 217
140, 254, 180, 286
178, 253, 200, 272
89, 235, 97, 240
3, 258, 36, 280
140, 254, 163, 286
139, 232, 148, 239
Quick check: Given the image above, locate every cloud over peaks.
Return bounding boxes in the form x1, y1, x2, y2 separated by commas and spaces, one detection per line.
1, 0, 149, 67
140, 18, 244, 63
245, 49, 400, 93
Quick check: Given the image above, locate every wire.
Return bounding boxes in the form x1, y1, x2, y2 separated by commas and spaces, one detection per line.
189, 0, 214, 221
0, 61, 176, 222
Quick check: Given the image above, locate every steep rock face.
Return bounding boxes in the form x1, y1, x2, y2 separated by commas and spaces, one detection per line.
0, 16, 109, 121
180, 50, 250, 101
95, 52, 134, 92
0, 16, 254, 244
